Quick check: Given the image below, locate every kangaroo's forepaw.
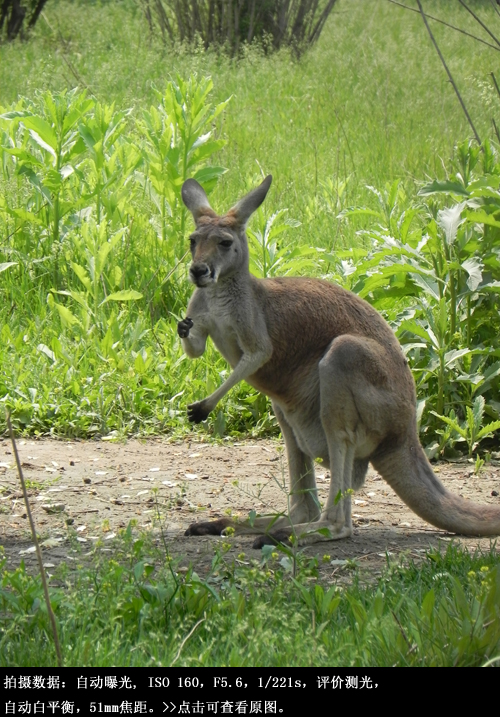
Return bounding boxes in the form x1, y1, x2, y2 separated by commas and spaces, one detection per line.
185, 518, 232, 536
177, 317, 194, 338
252, 530, 293, 549
187, 401, 210, 423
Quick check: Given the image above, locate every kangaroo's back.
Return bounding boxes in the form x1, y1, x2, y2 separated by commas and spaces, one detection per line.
249, 275, 414, 406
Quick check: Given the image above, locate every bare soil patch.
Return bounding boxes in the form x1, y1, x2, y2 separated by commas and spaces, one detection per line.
1, 437, 500, 581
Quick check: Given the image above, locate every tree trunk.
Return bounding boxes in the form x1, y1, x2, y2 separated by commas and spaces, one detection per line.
1, 0, 48, 41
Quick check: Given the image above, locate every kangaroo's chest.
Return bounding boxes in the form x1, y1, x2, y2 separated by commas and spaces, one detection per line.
207, 308, 243, 368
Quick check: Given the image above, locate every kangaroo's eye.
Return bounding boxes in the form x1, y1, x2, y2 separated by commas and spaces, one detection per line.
220, 240, 233, 248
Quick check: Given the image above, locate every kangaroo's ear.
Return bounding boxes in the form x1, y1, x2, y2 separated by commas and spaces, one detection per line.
182, 179, 214, 222
231, 175, 272, 227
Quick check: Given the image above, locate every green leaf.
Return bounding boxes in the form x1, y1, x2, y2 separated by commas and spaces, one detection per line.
372, 591, 384, 619
78, 124, 97, 151
22, 116, 58, 152
188, 138, 226, 166
331, 248, 368, 262
0, 110, 33, 120
213, 409, 225, 437
481, 361, 500, 385
411, 273, 441, 301
469, 173, 500, 190
356, 263, 433, 298
27, 129, 57, 162
462, 257, 482, 291
37, 343, 56, 362
347, 594, 367, 625
466, 209, 500, 228
337, 207, 384, 220
444, 349, 471, 368
0, 262, 17, 273
101, 328, 114, 357
315, 528, 334, 537
53, 289, 90, 313
192, 166, 227, 187
53, 302, 80, 328
421, 589, 435, 620
8, 208, 44, 225
472, 395, 485, 431
481, 281, 500, 293
476, 421, 500, 439
71, 263, 92, 292
419, 180, 469, 197
3, 147, 43, 166
110, 265, 122, 289
42, 168, 63, 191
99, 290, 143, 306
437, 203, 466, 245
398, 320, 434, 345
430, 411, 466, 438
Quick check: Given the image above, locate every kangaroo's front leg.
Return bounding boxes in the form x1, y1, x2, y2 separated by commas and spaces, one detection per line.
177, 316, 208, 358
177, 315, 212, 422
187, 344, 272, 423
178, 304, 272, 424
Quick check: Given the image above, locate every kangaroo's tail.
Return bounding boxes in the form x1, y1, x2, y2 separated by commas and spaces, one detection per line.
371, 439, 500, 536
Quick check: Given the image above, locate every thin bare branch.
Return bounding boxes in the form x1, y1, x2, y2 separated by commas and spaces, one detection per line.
491, 71, 500, 101
41, 12, 94, 96
170, 618, 205, 665
7, 412, 63, 667
458, 0, 500, 49
491, 117, 500, 144
490, 0, 500, 21
416, 0, 481, 146
386, 0, 500, 52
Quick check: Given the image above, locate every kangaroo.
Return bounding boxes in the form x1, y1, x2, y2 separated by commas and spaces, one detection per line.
178, 175, 500, 548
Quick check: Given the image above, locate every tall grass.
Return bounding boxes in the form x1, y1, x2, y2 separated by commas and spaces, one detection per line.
2, 0, 500, 439
2, 0, 498, 234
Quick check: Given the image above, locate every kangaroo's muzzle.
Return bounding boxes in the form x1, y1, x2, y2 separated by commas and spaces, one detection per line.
189, 262, 216, 287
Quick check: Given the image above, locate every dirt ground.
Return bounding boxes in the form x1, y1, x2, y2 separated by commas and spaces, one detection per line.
1, 436, 500, 581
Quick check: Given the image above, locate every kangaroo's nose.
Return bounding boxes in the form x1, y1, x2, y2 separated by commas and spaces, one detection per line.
190, 263, 210, 280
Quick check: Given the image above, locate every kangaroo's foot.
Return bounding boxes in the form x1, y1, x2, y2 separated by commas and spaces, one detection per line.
184, 518, 233, 536
187, 400, 211, 424
184, 510, 308, 539
252, 530, 293, 549
253, 520, 353, 549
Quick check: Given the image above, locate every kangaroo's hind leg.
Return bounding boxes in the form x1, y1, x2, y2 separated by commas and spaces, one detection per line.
264, 335, 399, 545
273, 402, 321, 524
186, 402, 322, 540
314, 335, 394, 540
252, 403, 321, 548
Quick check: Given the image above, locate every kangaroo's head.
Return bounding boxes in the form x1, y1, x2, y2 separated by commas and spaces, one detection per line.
181, 175, 272, 287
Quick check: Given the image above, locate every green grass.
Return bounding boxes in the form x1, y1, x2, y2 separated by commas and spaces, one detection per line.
2, 0, 500, 441
2, 0, 498, 237
1, 536, 499, 666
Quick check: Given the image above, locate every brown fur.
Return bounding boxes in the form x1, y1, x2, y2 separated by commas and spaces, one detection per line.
196, 208, 240, 228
